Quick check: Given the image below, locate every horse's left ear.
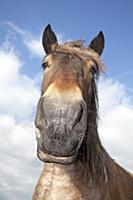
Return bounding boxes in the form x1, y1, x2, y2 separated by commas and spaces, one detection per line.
42, 24, 58, 54
89, 31, 105, 55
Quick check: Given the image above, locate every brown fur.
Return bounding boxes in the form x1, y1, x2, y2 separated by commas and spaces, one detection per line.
33, 40, 133, 200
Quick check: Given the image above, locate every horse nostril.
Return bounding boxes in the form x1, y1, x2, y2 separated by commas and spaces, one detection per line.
72, 106, 83, 129
77, 106, 83, 123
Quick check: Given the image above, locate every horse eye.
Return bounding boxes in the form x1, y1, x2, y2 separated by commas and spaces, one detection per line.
90, 66, 97, 75
42, 62, 49, 70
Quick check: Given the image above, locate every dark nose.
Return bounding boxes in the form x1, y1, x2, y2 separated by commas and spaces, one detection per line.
35, 97, 86, 157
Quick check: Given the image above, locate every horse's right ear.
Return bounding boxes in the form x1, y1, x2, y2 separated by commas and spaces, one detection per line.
42, 24, 58, 54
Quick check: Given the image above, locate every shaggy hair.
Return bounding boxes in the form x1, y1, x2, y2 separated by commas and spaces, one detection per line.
42, 40, 105, 74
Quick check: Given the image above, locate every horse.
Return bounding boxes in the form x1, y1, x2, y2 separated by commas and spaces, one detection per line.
33, 25, 133, 200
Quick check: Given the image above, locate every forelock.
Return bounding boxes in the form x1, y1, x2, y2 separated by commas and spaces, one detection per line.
55, 41, 105, 73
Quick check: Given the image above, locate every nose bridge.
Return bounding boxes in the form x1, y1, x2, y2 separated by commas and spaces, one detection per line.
42, 82, 85, 132
35, 81, 85, 130
42, 81, 83, 104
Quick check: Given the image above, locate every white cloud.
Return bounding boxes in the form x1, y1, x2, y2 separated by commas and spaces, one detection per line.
3, 21, 44, 57
0, 46, 40, 120
0, 122, 37, 196
3, 21, 67, 58
0, 40, 42, 200
0, 49, 20, 86
98, 76, 133, 172
0, 114, 42, 200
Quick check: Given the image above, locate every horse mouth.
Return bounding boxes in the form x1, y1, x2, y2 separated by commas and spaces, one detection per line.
37, 148, 77, 164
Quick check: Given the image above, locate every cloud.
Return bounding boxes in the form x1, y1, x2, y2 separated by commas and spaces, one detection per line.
3, 21, 66, 58
98, 77, 133, 172
3, 21, 43, 57
0, 38, 42, 200
0, 116, 42, 200
0, 47, 40, 120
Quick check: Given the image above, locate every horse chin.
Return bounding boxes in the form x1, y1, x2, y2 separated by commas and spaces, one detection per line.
37, 148, 77, 164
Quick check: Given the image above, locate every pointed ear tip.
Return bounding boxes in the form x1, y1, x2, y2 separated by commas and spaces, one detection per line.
45, 24, 52, 30
47, 24, 51, 28
99, 31, 104, 38
99, 31, 103, 34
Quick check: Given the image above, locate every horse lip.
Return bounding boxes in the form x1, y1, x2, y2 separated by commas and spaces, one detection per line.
37, 148, 77, 164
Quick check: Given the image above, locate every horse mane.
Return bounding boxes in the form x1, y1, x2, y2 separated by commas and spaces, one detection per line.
73, 50, 118, 190
63, 40, 85, 48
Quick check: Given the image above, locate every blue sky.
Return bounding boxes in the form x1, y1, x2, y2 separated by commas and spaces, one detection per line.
0, 1, 133, 200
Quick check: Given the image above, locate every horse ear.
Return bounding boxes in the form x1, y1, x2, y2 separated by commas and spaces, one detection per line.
89, 31, 105, 55
42, 24, 58, 54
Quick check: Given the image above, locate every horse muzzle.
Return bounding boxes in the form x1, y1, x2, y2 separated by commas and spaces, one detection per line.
35, 96, 87, 164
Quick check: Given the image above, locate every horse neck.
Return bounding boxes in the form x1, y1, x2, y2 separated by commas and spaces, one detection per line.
33, 162, 91, 200
41, 161, 84, 178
